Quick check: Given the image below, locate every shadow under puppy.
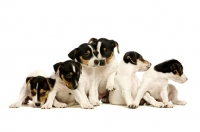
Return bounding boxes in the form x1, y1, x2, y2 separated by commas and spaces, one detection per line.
109, 51, 163, 108
131, 59, 188, 108
68, 43, 100, 106
88, 38, 120, 103
9, 70, 56, 108
44, 60, 94, 109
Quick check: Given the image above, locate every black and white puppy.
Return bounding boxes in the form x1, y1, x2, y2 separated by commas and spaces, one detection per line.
68, 43, 100, 106
9, 70, 56, 108
88, 38, 119, 103
42, 60, 94, 109
132, 59, 188, 108
109, 51, 164, 108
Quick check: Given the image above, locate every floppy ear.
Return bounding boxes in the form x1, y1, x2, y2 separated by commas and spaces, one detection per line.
26, 77, 32, 84
75, 61, 82, 74
88, 38, 98, 44
46, 78, 56, 90
68, 48, 78, 60
110, 40, 120, 54
123, 52, 136, 64
53, 62, 62, 73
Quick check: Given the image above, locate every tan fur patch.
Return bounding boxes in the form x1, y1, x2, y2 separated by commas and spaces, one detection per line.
80, 56, 89, 65
61, 74, 73, 88
40, 90, 49, 103
106, 52, 114, 63
31, 89, 36, 95
87, 50, 90, 54
46, 79, 53, 90
103, 48, 106, 51
70, 72, 73, 75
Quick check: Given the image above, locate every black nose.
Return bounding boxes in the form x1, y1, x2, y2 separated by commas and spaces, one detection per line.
35, 102, 41, 107
72, 85, 78, 90
94, 60, 99, 65
100, 60, 105, 66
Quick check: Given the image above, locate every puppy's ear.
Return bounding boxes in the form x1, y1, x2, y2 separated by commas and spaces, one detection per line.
26, 77, 32, 84
46, 78, 56, 90
75, 62, 82, 74
53, 62, 62, 73
68, 48, 78, 60
88, 38, 98, 44
123, 51, 136, 64
110, 40, 120, 54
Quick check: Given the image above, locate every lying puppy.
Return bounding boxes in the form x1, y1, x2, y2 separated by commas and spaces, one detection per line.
9, 70, 56, 108
68, 43, 100, 106
88, 38, 119, 103
42, 60, 94, 109
109, 51, 163, 108
132, 59, 188, 108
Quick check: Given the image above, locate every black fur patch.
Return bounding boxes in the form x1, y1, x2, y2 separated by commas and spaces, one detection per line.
123, 51, 144, 65
154, 59, 183, 76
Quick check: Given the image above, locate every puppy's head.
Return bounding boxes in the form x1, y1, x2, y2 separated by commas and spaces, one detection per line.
53, 60, 81, 89
26, 76, 56, 107
88, 38, 120, 66
154, 59, 188, 83
123, 51, 151, 71
68, 43, 99, 67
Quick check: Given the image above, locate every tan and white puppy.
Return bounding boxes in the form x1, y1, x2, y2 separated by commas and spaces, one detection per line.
109, 51, 163, 108
131, 59, 188, 108
42, 60, 94, 109
68, 43, 99, 106
88, 38, 119, 103
9, 70, 56, 108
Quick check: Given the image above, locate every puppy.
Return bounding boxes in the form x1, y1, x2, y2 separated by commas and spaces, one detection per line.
9, 70, 56, 108
42, 60, 94, 109
68, 43, 100, 106
88, 38, 119, 103
109, 51, 164, 108
131, 59, 188, 108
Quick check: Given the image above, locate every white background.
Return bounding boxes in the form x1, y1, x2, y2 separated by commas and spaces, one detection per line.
0, 0, 200, 132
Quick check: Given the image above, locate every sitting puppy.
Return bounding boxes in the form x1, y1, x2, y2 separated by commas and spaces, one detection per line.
131, 59, 188, 108
42, 60, 94, 109
109, 51, 163, 108
9, 70, 56, 108
88, 38, 119, 103
68, 43, 100, 106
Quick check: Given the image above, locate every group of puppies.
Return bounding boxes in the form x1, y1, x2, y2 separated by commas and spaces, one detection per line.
9, 38, 188, 109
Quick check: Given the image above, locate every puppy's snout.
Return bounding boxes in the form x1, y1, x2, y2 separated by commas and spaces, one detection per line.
35, 102, 41, 107
72, 84, 78, 90
94, 60, 99, 65
100, 60, 106, 66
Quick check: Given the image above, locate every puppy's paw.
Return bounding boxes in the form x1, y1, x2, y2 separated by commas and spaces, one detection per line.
164, 103, 174, 108
106, 85, 115, 91
9, 102, 21, 108
101, 97, 109, 104
153, 102, 164, 108
128, 104, 138, 109
80, 102, 94, 109
41, 103, 53, 109
89, 97, 100, 106
173, 100, 187, 105
53, 102, 68, 108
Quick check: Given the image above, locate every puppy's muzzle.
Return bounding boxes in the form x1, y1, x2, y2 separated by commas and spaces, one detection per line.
35, 102, 41, 107
99, 60, 106, 66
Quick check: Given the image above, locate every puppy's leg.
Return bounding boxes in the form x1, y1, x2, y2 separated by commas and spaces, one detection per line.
143, 92, 164, 108
41, 89, 57, 109
71, 89, 94, 109
168, 84, 187, 105
106, 71, 116, 91
160, 85, 174, 108
53, 98, 68, 108
122, 89, 135, 108
89, 80, 100, 106
9, 84, 30, 108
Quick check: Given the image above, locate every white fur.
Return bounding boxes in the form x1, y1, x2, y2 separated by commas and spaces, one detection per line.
132, 67, 187, 108
9, 70, 49, 108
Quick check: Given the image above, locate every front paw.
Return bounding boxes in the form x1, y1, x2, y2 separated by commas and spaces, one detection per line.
53, 102, 68, 108
106, 84, 115, 91
41, 103, 53, 109
9, 102, 21, 108
153, 102, 164, 108
80, 102, 94, 109
128, 104, 138, 109
89, 97, 100, 106
173, 100, 187, 105
164, 103, 174, 108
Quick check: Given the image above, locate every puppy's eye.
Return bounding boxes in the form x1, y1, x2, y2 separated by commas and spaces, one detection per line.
104, 49, 110, 54
31, 91, 36, 96
66, 74, 72, 78
40, 92, 46, 96
173, 70, 177, 74
84, 53, 89, 56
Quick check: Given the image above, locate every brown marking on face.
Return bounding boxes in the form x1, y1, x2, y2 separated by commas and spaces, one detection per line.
39, 90, 49, 103
46, 79, 53, 90
31, 89, 36, 96
61, 74, 73, 88
103, 48, 106, 51
87, 50, 91, 54
106, 51, 114, 63
80, 56, 89, 65
70, 72, 73, 75
77, 72, 80, 75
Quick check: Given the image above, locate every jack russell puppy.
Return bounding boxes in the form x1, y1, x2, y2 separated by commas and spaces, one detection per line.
109, 51, 164, 108
88, 38, 119, 103
131, 59, 188, 108
9, 70, 56, 108
68, 43, 100, 106
42, 60, 94, 109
